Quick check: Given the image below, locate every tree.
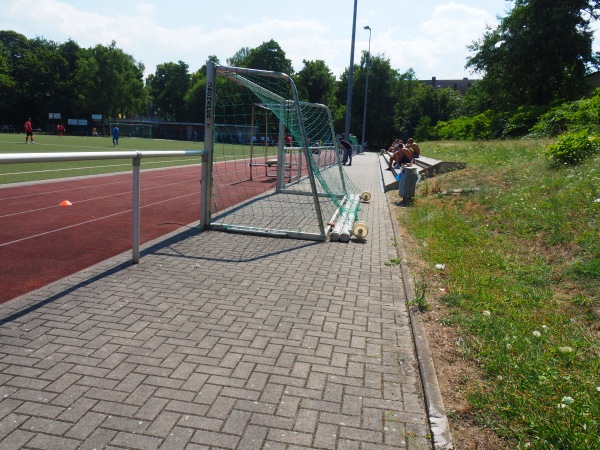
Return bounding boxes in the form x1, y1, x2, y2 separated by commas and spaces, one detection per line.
393, 69, 418, 138
54, 39, 83, 118
77, 42, 145, 121
226, 47, 251, 67
147, 61, 191, 121
0, 32, 58, 125
197, 55, 220, 78
339, 54, 400, 149
406, 84, 462, 131
184, 78, 206, 123
0, 42, 15, 96
236, 39, 293, 74
467, 0, 600, 110
294, 59, 337, 105
460, 80, 493, 116
0, 35, 19, 123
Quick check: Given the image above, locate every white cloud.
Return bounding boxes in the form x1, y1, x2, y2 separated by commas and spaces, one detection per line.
0, 0, 514, 79
388, 3, 496, 78
134, 2, 155, 15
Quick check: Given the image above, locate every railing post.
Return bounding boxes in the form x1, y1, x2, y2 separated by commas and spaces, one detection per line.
132, 155, 141, 263
201, 61, 216, 231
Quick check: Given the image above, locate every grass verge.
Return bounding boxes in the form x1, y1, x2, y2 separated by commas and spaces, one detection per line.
395, 140, 599, 450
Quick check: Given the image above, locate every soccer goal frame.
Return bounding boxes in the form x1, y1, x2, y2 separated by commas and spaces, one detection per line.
200, 62, 357, 241
109, 122, 153, 139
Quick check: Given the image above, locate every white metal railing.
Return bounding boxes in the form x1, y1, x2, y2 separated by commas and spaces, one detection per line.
0, 150, 205, 263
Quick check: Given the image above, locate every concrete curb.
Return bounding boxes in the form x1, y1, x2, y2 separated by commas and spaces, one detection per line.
387, 198, 455, 450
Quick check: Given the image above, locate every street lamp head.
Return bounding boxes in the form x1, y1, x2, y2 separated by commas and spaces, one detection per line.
364, 25, 371, 30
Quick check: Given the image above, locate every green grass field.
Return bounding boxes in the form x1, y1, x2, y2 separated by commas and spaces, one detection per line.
0, 133, 206, 184
397, 139, 599, 449
0, 133, 288, 185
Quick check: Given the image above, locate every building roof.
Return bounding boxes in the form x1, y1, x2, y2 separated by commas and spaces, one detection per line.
418, 77, 478, 95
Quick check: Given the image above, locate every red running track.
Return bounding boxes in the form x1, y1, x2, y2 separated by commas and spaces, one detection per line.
0, 161, 277, 304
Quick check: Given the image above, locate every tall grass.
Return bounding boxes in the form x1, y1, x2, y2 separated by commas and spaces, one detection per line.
397, 140, 599, 449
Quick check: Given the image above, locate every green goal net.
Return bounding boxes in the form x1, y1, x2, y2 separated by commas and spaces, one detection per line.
200, 63, 364, 241
110, 122, 153, 139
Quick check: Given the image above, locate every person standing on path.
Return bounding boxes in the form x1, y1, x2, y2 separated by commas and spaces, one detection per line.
24, 118, 35, 144
339, 136, 353, 166
112, 126, 120, 147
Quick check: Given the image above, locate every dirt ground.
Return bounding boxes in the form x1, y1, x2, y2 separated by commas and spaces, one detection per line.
392, 198, 508, 450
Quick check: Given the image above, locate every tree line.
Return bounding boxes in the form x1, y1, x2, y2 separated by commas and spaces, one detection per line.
1, 0, 598, 149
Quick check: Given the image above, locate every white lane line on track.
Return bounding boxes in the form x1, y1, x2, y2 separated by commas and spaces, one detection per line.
0, 160, 267, 201
0, 158, 262, 246
0, 158, 202, 178
0, 176, 201, 219
0, 191, 198, 248
0, 169, 201, 202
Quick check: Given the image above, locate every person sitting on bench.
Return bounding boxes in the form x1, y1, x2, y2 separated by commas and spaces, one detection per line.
386, 142, 413, 170
406, 138, 420, 158
384, 139, 403, 155
386, 140, 413, 170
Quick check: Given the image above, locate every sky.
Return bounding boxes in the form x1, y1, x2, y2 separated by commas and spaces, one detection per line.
2, 0, 599, 81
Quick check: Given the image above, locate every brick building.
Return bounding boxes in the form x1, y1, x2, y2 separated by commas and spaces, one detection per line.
419, 76, 477, 95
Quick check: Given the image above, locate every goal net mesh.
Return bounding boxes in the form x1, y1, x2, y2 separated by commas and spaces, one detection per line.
110, 122, 153, 139
206, 65, 362, 240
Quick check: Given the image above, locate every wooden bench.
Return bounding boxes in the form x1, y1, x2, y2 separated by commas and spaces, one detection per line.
263, 157, 297, 179
379, 152, 466, 192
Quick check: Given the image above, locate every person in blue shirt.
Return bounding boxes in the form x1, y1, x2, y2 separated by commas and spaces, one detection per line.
112, 126, 119, 147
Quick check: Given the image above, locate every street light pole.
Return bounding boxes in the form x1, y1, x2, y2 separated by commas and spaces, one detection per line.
360, 25, 371, 154
344, 0, 358, 142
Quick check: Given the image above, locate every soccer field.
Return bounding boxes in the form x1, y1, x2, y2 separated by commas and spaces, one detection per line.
0, 134, 205, 185
0, 134, 277, 185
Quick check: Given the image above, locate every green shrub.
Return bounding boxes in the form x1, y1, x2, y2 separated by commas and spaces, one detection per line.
531, 88, 600, 137
415, 115, 433, 142
545, 130, 600, 165
503, 105, 547, 138
433, 111, 494, 140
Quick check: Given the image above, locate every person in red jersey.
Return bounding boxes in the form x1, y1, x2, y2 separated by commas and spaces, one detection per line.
24, 118, 35, 144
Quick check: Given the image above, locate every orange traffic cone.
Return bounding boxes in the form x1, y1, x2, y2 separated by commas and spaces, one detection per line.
60, 200, 73, 206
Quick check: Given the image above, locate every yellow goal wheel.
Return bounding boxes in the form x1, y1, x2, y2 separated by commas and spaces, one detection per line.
352, 221, 369, 239
360, 192, 371, 202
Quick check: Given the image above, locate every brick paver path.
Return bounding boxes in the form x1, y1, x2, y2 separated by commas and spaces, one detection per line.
0, 152, 430, 449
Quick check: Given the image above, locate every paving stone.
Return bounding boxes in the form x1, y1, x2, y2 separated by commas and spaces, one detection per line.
0, 413, 29, 440
190, 429, 240, 449
65, 411, 107, 439
0, 154, 432, 449
111, 431, 162, 450
157, 425, 194, 450
25, 433, 81, 450
313, 422, 338, 449
0, 429, 34, 448
237, 424, 268, 449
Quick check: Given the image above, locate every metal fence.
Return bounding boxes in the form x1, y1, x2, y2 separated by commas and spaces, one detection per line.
0, 150, 205, 263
